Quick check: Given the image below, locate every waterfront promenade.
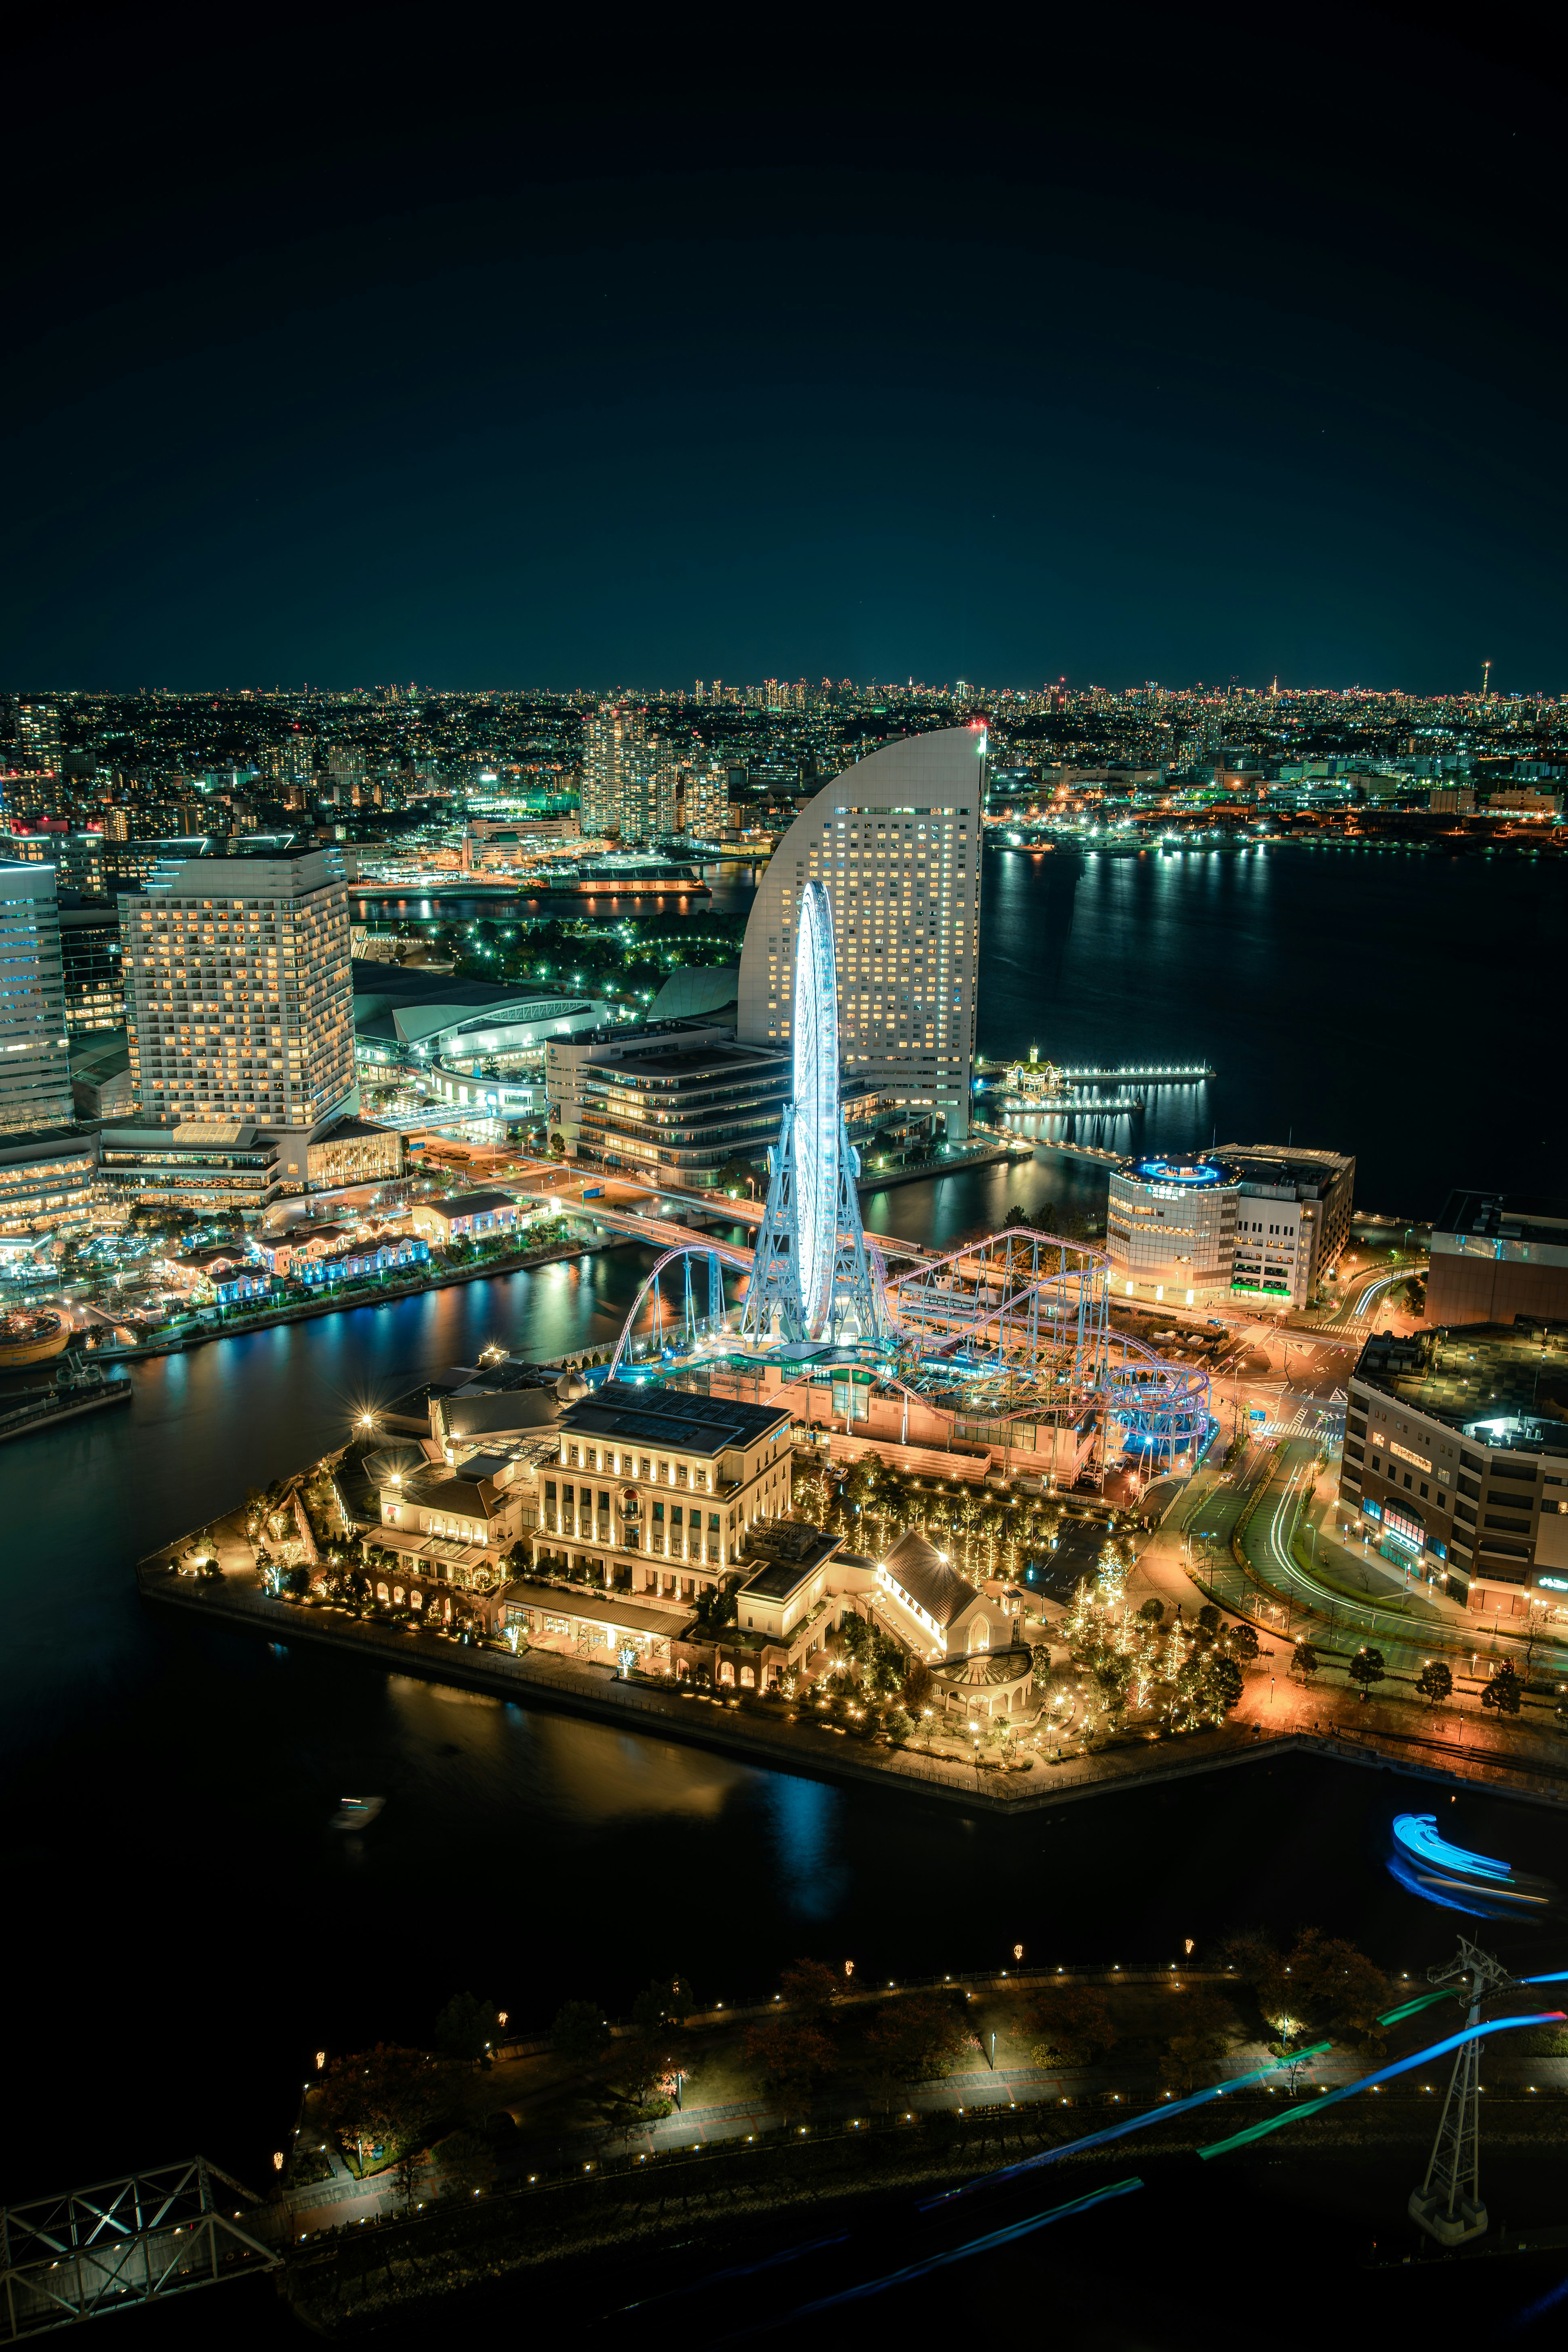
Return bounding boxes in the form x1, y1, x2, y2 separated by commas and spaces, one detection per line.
137, 1545, 1568, 1815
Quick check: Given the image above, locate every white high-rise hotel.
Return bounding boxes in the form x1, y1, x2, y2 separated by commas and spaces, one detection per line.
120, 844, 356, 1146
737, 726, 985, 1139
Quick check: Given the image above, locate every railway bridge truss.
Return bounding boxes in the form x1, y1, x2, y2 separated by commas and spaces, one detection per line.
0, 2156, 280, 2339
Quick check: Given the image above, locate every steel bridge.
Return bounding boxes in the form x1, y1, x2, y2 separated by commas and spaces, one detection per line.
0, 2156, 280, 2339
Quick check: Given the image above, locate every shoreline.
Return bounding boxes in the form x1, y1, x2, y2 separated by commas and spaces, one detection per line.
80, 1234, 613, 1365
134, 1559, 1568, 1815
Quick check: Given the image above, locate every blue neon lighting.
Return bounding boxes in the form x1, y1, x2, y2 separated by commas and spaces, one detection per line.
1392, 1813, 1513, 1883
921, 2039, 1332, 2211
734, 2179, 1144, 2334
1198, 2009, 1566, 2160
1129, 1158, 1225, 1187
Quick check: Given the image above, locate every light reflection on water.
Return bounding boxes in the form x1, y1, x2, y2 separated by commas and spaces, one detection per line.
760, 1776, 849, 1919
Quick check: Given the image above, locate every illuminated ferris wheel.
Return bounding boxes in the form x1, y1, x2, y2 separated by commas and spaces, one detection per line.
742, 880, 887, 1346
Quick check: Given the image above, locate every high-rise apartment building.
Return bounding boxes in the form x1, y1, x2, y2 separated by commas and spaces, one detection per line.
580, 703, 643, 836
736, 726, 985, 1140
676, 762, 730, 840
120, 844, 356, 1148
579, 703, 675, 842
16, 702, 62, 776
0, 865, 73, 1134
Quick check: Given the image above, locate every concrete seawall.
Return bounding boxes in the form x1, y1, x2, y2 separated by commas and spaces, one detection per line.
135, 1561, 1566, 1816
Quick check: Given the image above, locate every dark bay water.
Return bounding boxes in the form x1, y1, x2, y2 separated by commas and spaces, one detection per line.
976, 840, 1565, 1213
3, 843, 1564, 2214
2, 1256, 1561, 2209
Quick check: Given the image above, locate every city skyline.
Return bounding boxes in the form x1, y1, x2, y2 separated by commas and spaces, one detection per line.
6, 15, 1568, 692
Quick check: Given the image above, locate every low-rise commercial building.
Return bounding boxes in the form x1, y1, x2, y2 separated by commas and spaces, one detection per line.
1219, 1143, 1356, 1305
1340, 1323, 1568, 1621
1106, 1156, 1238, 1305
157, 1245, 270, 1307
0, 1129, 98, 1236
95, 1120, 283, 1222
305, 1114, 403, 1191
410, 1189, 520, 1245
546, 1020, 789, 1181
1426, 1192, 1568, 1329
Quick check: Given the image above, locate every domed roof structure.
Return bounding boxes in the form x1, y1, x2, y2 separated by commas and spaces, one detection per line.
935, 1642, 1034, 1691
554, 1367, 590, 1404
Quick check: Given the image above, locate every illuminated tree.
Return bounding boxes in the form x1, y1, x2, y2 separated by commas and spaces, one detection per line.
1028, 1986, 1116, 2069
1416, 1659, 1453, 1710
1482, 1662, 1522, 1722
1347, 1646, 1386, 1702
315, 2046, 441, 2175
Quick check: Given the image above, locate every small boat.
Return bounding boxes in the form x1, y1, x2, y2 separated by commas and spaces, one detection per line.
330, 1795, 385, 1832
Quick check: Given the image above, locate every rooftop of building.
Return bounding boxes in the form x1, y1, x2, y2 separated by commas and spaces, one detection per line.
648, 966, 741, 1023
67, 1031, 130, 1080
0, 1126, 97, 1163
588, 1039, 786, 1084
1434, 1189, 1568, 1247
561, 1378, 791, 1457
1214, 1143, 1354, 1198
1121, 1156, 1234, 1190
737, 1520, 841, 1598
312, 1114, 396, 1144
1353, 1320, 1568, 1455
442, 1389, 561, 1440
498, 1578, 679, 1638
421, 1188, 514, 1218
880, 1528, 980, 1628
933, 1642, 1034, 1690
552, 1016, 763, 1060
408, 1472, 506, 1517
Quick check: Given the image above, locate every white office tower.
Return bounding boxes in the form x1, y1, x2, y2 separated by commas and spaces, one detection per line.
736, 725, 986, 1140
120, 844, 356, 1151
0, 864, 72, 1133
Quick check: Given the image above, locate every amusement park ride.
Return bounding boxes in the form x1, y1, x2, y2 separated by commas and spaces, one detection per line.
605, 882, 1212, 1477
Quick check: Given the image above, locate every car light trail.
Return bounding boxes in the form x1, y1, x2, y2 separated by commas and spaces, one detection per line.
715, 2178, 1145, 2339
1197, 2011, 1566, 2161
920, 2044, 1332, 2210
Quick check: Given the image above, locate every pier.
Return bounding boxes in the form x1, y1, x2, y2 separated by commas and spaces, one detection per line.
975, 1056, 1214, 1086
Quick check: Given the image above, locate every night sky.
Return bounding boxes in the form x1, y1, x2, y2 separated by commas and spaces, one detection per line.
6, 7, 1565, 691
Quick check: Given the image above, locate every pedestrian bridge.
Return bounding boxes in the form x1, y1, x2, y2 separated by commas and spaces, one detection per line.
0, 2157, 280, 2338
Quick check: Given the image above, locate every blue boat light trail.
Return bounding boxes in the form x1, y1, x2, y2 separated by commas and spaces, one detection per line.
713, 2179, 1144, 2341
1392, 1813, 1514, 1883
1198, 2011, 1567, 2160
920, 2043, 1332, 2212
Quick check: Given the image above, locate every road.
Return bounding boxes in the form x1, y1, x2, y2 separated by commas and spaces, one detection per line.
1145, 1430, 1568, 1685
